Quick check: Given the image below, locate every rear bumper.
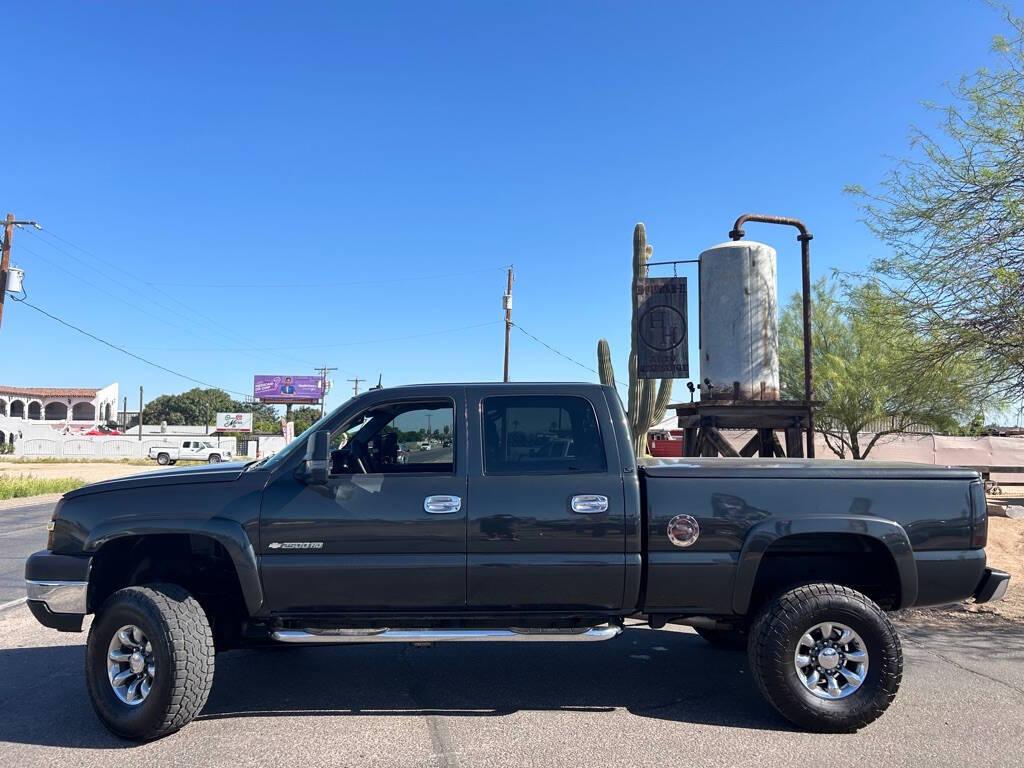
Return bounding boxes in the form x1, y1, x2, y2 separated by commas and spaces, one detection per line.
24, 550, 92, 632
974, 568, 1011, 604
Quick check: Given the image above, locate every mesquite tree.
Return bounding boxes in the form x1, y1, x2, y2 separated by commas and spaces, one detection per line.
848, 10, 1024, 400
597, 223, 673, 457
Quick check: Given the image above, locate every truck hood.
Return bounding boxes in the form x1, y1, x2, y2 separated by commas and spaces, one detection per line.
63, 461, 251, 499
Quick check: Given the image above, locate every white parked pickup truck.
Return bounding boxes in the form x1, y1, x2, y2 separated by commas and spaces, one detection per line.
147, 439, 233, 465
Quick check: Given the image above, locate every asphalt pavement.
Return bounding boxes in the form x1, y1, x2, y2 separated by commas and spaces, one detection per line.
1, 497, 1023, 767
0, 499, 53, 606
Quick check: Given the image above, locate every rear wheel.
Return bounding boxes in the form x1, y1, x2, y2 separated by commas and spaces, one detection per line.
695, 626, 747, 651
156, 453, 169, 466
86, 584, 215, 741
748, 583, 902, 732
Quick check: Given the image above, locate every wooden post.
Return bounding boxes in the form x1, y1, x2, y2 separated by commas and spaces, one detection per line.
0, 215, 13, 331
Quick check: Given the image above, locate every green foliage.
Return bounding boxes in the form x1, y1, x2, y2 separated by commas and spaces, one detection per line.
141, 387, 282, 434
290, 406, 322, 435
597, 223, 673, 457
848, 9, 1024, 400
0, 474, 85, 500
780, 278, 995, 459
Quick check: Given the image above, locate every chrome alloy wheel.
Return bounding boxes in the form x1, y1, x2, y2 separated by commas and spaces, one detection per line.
107, 624, 156, 706
793, 621, 868, 700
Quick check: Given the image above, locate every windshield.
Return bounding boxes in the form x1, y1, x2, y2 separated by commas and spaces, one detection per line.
252, 396, 355, 471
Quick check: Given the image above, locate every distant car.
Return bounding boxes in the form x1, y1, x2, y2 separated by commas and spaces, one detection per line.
147, 440, 233, 465
419, 441, 431, 451
442, 438, 452, 448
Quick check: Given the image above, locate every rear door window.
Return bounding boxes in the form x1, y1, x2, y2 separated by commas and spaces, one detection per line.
481, 395, 606, 474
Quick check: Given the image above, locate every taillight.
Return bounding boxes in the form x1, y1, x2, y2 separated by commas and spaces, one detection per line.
970, 480, 988, 548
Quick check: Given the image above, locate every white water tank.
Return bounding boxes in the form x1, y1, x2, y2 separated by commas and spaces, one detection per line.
698, 240, 779, 400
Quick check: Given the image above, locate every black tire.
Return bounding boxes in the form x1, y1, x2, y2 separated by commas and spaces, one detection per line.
207, 454, 221, 464
695, 626, 748, 651
86, 584, 215, 741
156, 453, 170, 466
748, 583, 902, 733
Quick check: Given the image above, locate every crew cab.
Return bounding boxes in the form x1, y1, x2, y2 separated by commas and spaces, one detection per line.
147, 439, 232, 465
25, 383, 1009, 740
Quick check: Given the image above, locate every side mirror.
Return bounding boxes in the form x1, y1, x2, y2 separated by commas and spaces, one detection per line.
298, 429, 330, 485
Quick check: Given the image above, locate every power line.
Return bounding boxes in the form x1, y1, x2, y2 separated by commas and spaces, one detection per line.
25, 228, 324, 369
140, 266, 509, 289
128, 320, 504, 352
510, 322, 627, 387
10, 297, 250, 397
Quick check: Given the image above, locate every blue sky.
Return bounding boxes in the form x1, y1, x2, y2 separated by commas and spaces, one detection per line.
1, 1, 1012, 412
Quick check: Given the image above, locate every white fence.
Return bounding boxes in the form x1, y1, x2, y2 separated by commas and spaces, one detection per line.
0, 416, 247, 459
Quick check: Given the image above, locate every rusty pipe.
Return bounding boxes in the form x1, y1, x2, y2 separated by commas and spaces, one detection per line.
729, 213, 815, 458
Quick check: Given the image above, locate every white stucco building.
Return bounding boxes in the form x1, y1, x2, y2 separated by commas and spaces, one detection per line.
0, 383, 118, 428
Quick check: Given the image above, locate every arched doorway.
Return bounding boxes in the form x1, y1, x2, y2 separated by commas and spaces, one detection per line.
72, 402, 96, 421
10, 400, 25, 418
104, 403, 112, 422
44, 402, 68, 420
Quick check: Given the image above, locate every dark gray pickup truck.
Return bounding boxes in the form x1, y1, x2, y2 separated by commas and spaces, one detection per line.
25, 382, 1009, 740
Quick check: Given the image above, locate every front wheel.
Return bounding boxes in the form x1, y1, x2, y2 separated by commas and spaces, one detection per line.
748, 583, 902, 732
85, 584, 215, 740
207, 454, 221, 464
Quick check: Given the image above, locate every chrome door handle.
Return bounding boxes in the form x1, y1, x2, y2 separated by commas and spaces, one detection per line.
571, 494, 609, 513
424, 495, 462, 514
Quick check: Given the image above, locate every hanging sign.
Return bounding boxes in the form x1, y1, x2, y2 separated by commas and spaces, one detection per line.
636, 277, 689, 379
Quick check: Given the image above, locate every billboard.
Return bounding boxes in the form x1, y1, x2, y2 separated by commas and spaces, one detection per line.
254, 375, 324, 403
635, 277, 689, 379
216, 412, 253, 433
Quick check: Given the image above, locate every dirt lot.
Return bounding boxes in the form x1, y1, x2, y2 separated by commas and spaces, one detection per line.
0, 460, 155, 485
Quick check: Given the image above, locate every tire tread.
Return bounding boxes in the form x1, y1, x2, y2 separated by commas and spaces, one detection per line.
86, 583, 214, 740
748, 582, 902, 732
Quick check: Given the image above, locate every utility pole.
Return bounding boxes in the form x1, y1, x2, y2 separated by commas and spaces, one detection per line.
347, 377, 363, 397
0, 214, 40, 332
502, 265, 514, 382
121, 396, 127, 430
314, 364, 337, 416
138, 386, 143, 441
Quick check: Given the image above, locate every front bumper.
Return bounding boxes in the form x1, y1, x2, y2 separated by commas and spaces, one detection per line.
24, 550, 92, 632
974, 568, 1011, 604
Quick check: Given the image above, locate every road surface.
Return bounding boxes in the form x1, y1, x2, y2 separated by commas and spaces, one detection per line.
0, 499, 53, 606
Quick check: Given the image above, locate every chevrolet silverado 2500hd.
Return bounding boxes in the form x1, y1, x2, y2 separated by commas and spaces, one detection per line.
25, 383, 1009, 740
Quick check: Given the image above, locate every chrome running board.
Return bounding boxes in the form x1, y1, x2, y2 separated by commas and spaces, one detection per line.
271, 625, 622, 644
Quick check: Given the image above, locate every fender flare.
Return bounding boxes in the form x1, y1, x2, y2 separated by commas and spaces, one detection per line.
84, 517, 263, 615
731, 515, 917, 614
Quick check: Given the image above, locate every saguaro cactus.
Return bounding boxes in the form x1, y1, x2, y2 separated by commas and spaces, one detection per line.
597, 223, 673, 457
